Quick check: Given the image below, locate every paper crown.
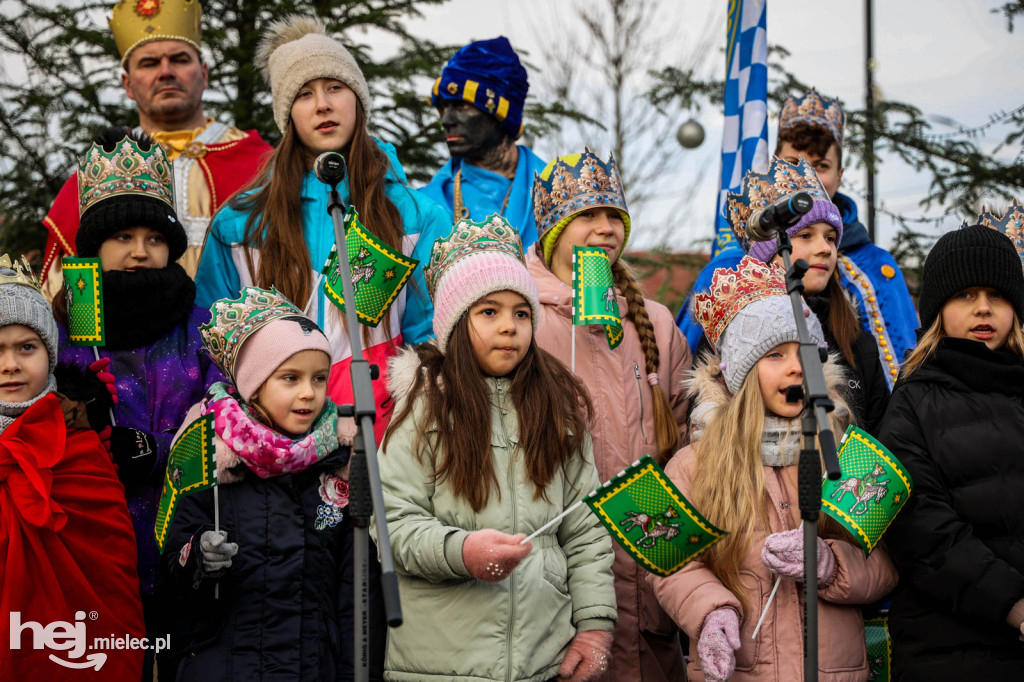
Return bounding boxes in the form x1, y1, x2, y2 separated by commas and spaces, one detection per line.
78, 132, 175, 217
532, 147, 630, 242
693, 255, 788, 349
109, 0, 202, 66
779, 89, 845, 146
199, 287, 305, 382
972, 198, 1024, 266
725, 156, 832, 253
0, 254, 41, 293
425, 214, 526, 295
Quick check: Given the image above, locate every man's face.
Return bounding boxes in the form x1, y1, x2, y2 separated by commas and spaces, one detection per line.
122, 40, 208, 129
438, 101, 506, 159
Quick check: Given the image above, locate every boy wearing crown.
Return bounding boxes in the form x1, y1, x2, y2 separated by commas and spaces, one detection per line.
39, 0, 272, 297
420, 37, 547, 248
0, 254, 145, 680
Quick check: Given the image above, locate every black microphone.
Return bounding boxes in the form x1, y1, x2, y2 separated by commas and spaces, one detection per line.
746, 191, 813, 242
313, 151, 347, 187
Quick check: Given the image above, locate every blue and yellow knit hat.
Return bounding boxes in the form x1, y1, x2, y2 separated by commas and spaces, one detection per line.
532, 148, 631, 265
431, 36, 528, 140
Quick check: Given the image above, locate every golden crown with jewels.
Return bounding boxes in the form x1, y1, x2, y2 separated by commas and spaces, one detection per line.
109, 0, 202, 67
0, 254, 41, 293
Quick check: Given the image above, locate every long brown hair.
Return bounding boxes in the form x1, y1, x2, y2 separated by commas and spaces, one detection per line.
383, 315, 594, 512
612, 259, 680, 464
821, 271, 862, 369
228, 102, 404, 317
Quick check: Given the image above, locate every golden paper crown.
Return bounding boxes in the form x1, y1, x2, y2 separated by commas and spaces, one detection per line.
779, 89, 845, 146
78, 132, 175, 217
693, 255, 787, 348
974, 198, 1024, 266
110, 0, 202, 67
0, 254, 41, 292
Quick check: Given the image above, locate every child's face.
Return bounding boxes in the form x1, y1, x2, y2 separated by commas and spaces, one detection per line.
290, 78, 358, 155
0, 324, 49, 404
777, 142, 844, 199
98, 226, 169, 271
757, 341, 804, 419
550, 207, 626, 284
467, 290, 533, 377
773, 222, 838, 296
940, 287, 1015, 351
252, 350, 331, 437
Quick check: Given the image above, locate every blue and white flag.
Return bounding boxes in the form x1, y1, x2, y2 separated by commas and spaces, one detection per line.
714, 0, 769, 257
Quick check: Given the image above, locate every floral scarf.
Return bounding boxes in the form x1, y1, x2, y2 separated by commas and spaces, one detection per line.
201, 382, 340, 479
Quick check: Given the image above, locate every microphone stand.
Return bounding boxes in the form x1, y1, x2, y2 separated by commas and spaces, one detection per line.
322, 177, 403, 682
774, 229, 842, 682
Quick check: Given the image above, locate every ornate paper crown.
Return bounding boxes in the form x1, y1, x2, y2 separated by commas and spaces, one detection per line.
199, 287, 304, 381
779, 89, 845, 147
972, 198, 1024, 266
109, 0, 202, 66
725, 156, 832, 253
693, 255, 788, 349
425, 214, 525, 295
0, 254, 41, 293
532, 147, 630, 241
78, 133, 174, 217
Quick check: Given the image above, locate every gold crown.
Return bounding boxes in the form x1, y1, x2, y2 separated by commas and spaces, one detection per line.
693, 255, 788, 349
110, 0, 202, 67
78, 132, 175, 216
0, 254, 41, 292
425, 214, 525, 295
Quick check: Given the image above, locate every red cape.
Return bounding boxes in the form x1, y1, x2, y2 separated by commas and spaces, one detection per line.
1, 395, 145, 680
41, 128, 272, 280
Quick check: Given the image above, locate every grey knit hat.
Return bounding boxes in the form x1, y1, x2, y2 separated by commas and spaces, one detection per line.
717, 296, 825, 393
257, 15, 371, 134
0, 256, 58, 373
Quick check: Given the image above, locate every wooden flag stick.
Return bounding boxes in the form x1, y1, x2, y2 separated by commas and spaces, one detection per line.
214, 483, 221, 600
91, 347, 116, 427
520, 498, 587, 545
304, 273, 324, 316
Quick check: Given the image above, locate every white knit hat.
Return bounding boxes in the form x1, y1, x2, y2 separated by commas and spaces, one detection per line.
257, 15, 371, 134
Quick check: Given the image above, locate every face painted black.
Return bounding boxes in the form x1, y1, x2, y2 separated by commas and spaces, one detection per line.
439, 102, 507, 159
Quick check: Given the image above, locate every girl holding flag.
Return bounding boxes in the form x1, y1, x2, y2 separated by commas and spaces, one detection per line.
194, 15, 449, 442
376, 216, 617, 681
876, 222, 1024, 680
527, 148, 692, 682
648, 255, 896, 682
160, 286, 382, 680
51, 126, 223, 681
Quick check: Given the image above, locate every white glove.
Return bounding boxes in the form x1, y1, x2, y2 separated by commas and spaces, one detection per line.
200, 530, 238, 572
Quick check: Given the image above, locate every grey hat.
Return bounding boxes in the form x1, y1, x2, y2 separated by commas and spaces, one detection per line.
717, 295, 825, 394
0, 262, 58, 374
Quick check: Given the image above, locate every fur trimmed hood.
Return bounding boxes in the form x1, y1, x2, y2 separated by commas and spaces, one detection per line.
387, 343, 432, 416
687, 350, 853, 444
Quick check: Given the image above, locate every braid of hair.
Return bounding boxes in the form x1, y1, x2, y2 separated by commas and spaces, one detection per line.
612, 260, 680, 464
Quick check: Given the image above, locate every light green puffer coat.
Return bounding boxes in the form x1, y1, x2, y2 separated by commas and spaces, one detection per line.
374, 347, 617, 682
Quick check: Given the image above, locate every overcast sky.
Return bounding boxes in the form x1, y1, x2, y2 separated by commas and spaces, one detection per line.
401, 0, 1023, 251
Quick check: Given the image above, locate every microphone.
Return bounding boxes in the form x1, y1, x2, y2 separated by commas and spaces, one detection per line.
746, 191, 813, 242
313, 151, 347, 187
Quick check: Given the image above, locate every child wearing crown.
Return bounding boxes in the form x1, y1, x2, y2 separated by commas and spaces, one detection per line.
648, 256, 896, 682
0, 254, 145, 679
725, 156, 890, 433
160, 286, 384, 679
51, 126, 225, 679
876, 221, 1024, 680
376, 216, 616, 681
528, 148, 692, 681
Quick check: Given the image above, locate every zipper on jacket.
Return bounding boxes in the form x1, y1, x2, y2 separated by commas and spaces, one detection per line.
499, 387, 518, 682
633, 363, 647, 439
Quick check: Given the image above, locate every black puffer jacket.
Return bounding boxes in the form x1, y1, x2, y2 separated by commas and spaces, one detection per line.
808, 294, 890, 433
876, 338, 1024, 681
161, 448, 385, 681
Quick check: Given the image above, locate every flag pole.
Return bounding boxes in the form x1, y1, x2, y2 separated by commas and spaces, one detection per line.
520, 498, 588, 545
753, 521, 803, 638
304, 273, 324, 315
214, 482, 220, 600
91, 347, 116, 427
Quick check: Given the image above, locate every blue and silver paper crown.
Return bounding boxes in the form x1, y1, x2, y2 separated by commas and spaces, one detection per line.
724, 156, 832, 253
969, 198, 1024, 268
779, 89, 845, 147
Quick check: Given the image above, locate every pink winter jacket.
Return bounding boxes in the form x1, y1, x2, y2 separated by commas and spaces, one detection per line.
647, 360, 899, 682
527, 247, 692, 682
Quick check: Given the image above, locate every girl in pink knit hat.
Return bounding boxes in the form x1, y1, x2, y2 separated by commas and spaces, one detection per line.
376, 215, 617, 682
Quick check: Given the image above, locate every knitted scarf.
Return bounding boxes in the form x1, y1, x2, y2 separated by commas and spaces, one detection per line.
0, 377, 57, 436
202, 382, 340, 478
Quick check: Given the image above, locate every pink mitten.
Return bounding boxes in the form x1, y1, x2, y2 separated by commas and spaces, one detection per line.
557, 630, 613, 682
461, 529, 532, 582
698, 608, 741, 682
88, 357, 119, 405
761, 528, 836, 583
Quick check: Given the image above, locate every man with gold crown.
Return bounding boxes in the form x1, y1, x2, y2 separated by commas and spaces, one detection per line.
39, 0, 272, 299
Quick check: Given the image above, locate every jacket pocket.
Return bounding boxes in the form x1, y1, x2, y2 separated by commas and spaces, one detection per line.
817, 600, 868, 674
540, 545, 569, 594
734, 570, 763, 671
